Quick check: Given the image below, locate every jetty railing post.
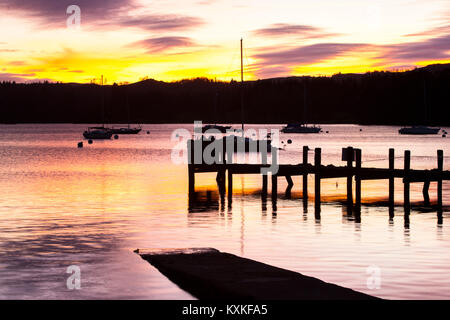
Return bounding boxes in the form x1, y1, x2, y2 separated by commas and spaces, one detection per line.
422, 181, 430, 206
346, 147, 354, 211
285, 175, 294, 198
303, 146, 309, 200
261, 144, 268, 197
404, 150, 411, 217
262, 174, 268, 196
216, 140, 227, 193
188, 139, 195, 194
271, 174, 278, 202
227, 168, 233, 204
314, 148, 322, 218
355, 148, 362, 218
437, 149, 443, 209
389, 148, 395, 218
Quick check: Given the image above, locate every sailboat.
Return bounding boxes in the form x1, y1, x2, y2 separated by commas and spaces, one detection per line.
83, 75, 113, 140
399, 81, 440, 135
281, 83, 322, 134
202, 91, 232, 133
111, 87, 142, 134
200, 39, 272, 153
231, 38, 272, 152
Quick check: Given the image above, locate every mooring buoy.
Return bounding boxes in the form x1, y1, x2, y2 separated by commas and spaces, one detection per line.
88, 139, 93, 144
114, 134, 119, 140
287, 139, 292, 144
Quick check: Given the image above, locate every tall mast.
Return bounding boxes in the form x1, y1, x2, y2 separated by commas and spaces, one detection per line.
303, 82, 307, 125
101, 75, 105, 128
240, 38, 244, 135
423, 80, 428, 124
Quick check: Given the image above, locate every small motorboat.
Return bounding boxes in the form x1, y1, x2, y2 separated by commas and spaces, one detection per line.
83, 127, 113, 139
398, 126, 440, 135
281, 123, 322, 134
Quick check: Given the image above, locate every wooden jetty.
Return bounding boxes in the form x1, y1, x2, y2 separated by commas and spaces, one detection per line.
188, 140, 448, 220
136, 248, 377, 300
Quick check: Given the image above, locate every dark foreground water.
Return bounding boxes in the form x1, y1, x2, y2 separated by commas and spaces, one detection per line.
0, 124, 449, 299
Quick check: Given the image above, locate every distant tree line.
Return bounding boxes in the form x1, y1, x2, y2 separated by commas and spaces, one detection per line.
1, 64, 449, 125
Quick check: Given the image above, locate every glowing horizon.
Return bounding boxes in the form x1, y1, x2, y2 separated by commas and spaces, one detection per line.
1, 0, 449, 83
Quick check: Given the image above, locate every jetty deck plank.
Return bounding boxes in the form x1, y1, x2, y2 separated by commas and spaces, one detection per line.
136, 248, 378, 300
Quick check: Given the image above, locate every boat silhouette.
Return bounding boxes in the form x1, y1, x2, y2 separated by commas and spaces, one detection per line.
281, 83, 322, 134
399, 80, 440, 135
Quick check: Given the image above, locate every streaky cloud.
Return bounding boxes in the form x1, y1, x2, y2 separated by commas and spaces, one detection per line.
253, 23, 340, 39
0, 0, 205, 32
128, 36, 196, 53
380, 34, 450, 62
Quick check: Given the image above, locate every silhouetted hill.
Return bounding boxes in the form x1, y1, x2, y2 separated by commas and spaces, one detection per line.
1, 63, 450, 125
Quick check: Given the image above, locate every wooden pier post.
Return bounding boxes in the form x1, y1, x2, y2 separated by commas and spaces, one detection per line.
355, 149, 362, 217
314, 148, 322, 217
422, 181, 430, 206
285, 176, 294, 198
303, 146, 309, 200
346, 147, 354, 210
228, 169, 233, 199
272, 174, 278, 201
262, 174, 268, 195
188, 139, 195, 194
389, 148, 395, 218
216, 140, 227, 191
404, 150, 411, 216
437, 150, 443, 209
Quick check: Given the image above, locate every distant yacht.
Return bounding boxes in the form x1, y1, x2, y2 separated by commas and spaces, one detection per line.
200, 39, 272, 153
202, 88, 232, 134
398, 126, 440, 135
83, 126, 113, 139
202, 124, 232, 133
83, 75, 113, 139
111, 124, 142, 135
282, 83, 322, 134
281, 123, 322, 134
399, 81, 440, 135
111, 88, 142, 134
234, 38, 272, 152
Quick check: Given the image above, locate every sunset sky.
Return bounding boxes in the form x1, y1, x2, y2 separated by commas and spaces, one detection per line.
0, 0, 449, 83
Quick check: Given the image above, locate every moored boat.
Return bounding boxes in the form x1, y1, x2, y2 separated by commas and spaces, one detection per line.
281, 123, 322, 134
111, 125, 142, 134
201, 124, 232, 133
83, 127, 113, 139
399, 126, 440, 135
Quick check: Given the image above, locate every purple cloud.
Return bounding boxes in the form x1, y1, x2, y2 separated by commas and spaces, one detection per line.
109, 14, 204, 32
255, 43, 368, 65
0, 72, 35, 82
128, 36, 196, 53
0, 0, 204, 31
379, 34, 450, 62
253, 23, 340, 39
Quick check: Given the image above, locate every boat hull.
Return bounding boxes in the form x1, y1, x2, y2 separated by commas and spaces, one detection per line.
201, 125, 232, 134
399, 127, 440, 135
281, 125, 322, 134
83, 130, 113, 140
110, 128, 142, 134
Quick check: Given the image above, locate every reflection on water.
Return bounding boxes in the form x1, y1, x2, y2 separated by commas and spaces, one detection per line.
0, 124, 450, 299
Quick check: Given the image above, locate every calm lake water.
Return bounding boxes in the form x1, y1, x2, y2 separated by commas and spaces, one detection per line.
0, 124, 449, 299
